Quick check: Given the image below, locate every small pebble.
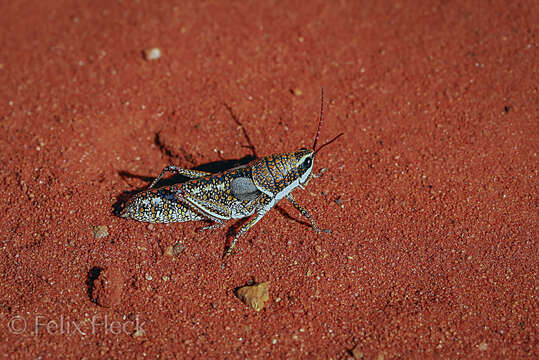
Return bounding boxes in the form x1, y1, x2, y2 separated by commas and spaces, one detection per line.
92, 225, 109, 239
351, 345, 364, 359
165, 243, 184, 257
478, 341, 488, 351
143, 47, 161, 61
235, 282, 270, 311
293, 88, 303, 96
132, 328, 145, 338
173, 243, 184, 255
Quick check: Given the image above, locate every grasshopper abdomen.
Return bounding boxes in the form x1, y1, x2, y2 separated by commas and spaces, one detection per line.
120, 185, 204, 223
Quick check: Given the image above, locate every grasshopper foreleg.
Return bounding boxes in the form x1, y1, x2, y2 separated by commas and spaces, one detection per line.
286, 194, 332, 233
149, 166, 211, 188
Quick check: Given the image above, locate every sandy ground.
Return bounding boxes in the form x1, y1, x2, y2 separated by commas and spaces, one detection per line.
0, 0, 537, 358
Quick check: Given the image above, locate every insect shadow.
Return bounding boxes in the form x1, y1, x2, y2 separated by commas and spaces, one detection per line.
274, 206, 311, 228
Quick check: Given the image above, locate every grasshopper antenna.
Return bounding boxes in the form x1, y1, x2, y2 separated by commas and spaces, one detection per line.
312, 88, 343, 154
312, 88, 325, 151
314, 132, 344, 155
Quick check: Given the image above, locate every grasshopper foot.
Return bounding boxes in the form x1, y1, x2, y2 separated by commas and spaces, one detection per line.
314, 226, 332, 234
223, 248, 233, 258
200, 221, 223, 232
220, 246, 235, 265
313, 168, 327, 178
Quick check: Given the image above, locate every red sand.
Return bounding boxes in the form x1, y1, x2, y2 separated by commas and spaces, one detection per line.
0, 0, 536, 358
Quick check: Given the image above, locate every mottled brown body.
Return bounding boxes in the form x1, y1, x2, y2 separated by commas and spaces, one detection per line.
120, 90, 342, 256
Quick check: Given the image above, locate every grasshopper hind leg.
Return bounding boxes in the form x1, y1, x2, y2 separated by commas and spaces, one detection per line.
149, 166, 211, 188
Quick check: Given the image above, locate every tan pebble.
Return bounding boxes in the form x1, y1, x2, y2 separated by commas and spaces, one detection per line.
172, 243, 184, 255
92, 225, 109, 239
235, 282, 270, 311
351, 345, 364, 359
132, 328, 145, 337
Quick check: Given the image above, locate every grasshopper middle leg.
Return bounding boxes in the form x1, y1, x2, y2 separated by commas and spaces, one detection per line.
224, 209, 268, 257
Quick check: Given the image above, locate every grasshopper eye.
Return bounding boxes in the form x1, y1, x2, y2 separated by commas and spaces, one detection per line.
300, 157, 313, 171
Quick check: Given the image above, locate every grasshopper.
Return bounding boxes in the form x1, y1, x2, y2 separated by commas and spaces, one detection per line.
119, 90, 343, 257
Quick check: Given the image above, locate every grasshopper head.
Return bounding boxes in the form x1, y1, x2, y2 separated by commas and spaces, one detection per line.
250, 149, 314, 200
293, 148, 316, 186
289, 147, 317, 187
